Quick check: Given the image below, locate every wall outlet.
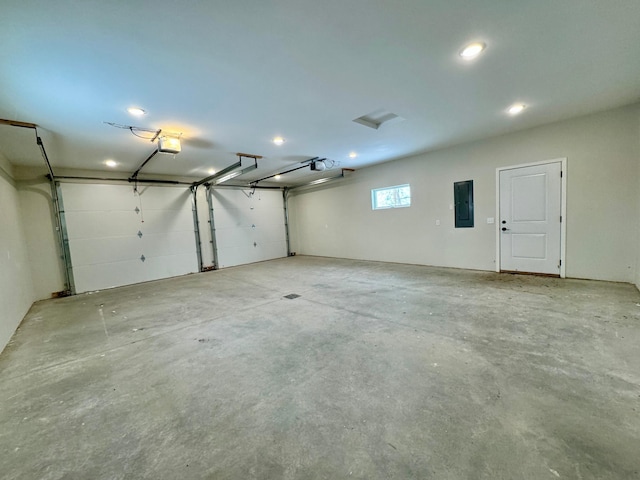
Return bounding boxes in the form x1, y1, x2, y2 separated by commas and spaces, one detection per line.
487, 217, 495, 224
436, 219, 441, 226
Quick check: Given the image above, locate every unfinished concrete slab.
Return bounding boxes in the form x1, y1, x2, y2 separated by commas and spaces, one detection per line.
1, 256, 639, 479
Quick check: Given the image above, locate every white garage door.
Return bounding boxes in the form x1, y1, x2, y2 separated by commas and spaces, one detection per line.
210, 188, 287, 268
61, 183, 198, 293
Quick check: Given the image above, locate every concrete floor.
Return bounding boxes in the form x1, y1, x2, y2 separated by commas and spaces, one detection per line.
1, 256, 639, 480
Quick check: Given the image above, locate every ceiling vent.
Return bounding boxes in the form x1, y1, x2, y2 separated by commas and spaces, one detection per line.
353, 109, 405, 130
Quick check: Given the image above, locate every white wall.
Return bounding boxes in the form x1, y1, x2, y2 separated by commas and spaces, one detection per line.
17, 178, 66, 299
289, 103, 640, 283
0, 154, 35, 353
636, 106, 640, 291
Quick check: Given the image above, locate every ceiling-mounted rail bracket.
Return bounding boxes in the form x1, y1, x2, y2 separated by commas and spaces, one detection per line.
288, 168, 355, 191
236, 152, 262, 161
128, 148, 160, 183
193, 152, 262, 187
250, 157, 321, 187
0, 119, 38, 129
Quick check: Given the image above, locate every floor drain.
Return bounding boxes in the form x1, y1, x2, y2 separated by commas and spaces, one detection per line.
284, 294, 300, 299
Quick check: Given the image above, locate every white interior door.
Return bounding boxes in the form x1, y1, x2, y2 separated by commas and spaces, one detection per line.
61, 183, 198, 293
499, 161, 562, 275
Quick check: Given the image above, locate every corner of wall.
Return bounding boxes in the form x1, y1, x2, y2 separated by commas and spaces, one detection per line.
16, 177, 66, 300
0, 151, 15, 182
635, 104, 640, 292
0, 153, 37, 353
289, 103, 640, 283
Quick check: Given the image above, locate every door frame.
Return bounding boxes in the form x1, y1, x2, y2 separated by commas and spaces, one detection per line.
495, 157, 567, 278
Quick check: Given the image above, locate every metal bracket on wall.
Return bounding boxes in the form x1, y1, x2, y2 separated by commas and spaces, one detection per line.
128, 148, 159, 184
193, 153, 261, 187
287, 168, 353, 191
283, 188, 291, 256
33, 126, 75, 295
205, 184, 220, 270
0, 117, 75, 295
250, 157, 319, 187
190, 185, 204, 272
51, 181, 76, 295
0, 119, 75, 296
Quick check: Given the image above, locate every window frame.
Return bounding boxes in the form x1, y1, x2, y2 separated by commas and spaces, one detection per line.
371, 184, 412, 210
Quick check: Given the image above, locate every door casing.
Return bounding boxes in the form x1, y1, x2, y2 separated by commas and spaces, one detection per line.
495, 158, 567, 278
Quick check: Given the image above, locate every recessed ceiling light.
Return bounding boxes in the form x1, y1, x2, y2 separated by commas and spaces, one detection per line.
507, 103, 527, 115
274, 175, 281, 180
105, 159, 117, 168
349, 152, 357, 159
272, 136, 285, 146
127, 107, 146, 116
208, 168, 216, 175
459, 42, 486, 59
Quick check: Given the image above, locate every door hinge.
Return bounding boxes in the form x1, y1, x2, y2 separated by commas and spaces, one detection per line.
559, 259, 562, 266
560, 170, 563, 178
560, 215, 562, 222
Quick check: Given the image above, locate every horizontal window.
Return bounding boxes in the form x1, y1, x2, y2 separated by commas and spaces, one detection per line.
371, 184, 411, 210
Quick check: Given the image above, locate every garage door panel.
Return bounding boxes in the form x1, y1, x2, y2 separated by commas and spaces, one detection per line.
73, 260, 150, 292
142, 253, 198, 280
215, 226, 253, 248
245, 209, 280, 225
72, 253, 198, 292
143, 232, 195, 257
65, 210, 141, 239
246, 209, 267, 226
68, 232, 194, 267
68, 236, 143, 265
260, 205, 286, 215
135, 209, 193, 234
215, 225, 285, 250
254, 222, 286, 242
252, 192, 283, 208
249, 231, 282, 246
211, 189, 287, 269
214, 207, 251, 228
217, 246, 254, 268
133, 186, 192, 209
260, 242, 287, 259
61, 184, 198, 293
62, 184, 139, 211
212, 189, 245, 204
